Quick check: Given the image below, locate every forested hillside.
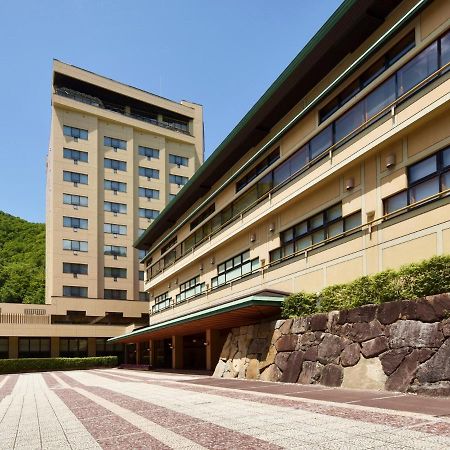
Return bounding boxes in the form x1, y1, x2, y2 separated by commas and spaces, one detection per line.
0, 211, 45, 304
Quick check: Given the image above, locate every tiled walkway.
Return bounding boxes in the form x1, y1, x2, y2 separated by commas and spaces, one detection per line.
0, 370, 450, 449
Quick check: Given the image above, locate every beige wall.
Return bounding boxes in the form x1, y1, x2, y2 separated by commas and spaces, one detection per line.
144, 1, 450, 326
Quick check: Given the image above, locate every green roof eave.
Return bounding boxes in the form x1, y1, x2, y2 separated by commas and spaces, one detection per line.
108, 294, 284, 343
133, 0, 358, 250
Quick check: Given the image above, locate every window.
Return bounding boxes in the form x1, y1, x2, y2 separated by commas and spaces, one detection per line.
169, 194, 177, 201
63, 148, 88, 163
63, 125, 88, 140
104, 158, 127, 172
319, 30, 415, 123
139, 271, 145, 281
152, 292, 171, 313
63, 286, 88, 297
139, 208, 159, 220
163, 117, 189, 133
169, 154, 189, 167
269, 204, 362, 262
104, 267, 127, 279
236, 148, 280, 192
139, 291, 149, 301
190, 204, 215, 231
63, 171, 88, 185
96, 338, 124, 360
60, 338, 88, 358
104, 289, 127, 300
310, 125, 333, 160
104, 223, 127, 235
104, 201, 127, 214
169, 174, 188, 186
139, 167, 160, 179
104, 136, 126, 150
176, 276, 205, 303
211, 250, 259, 288
160, 236, 177, 255
63, 216, 88, 229
138, 146, 159, 159
63, 239, 88, 252
18, 338, 51, 358
104, 179, 127, 193
104, 245, 127, 257
384, 146, 450, 214
63, 263, 88, 275
0, 338, 8, 359
63, 193, 88, 207
138, 228, 146, 237
138, 249, 147, 260
138, 187, 159, 199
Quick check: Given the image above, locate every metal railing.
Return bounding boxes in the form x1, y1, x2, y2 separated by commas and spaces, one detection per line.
0, 313, 50, 325
55, 87, 192, 136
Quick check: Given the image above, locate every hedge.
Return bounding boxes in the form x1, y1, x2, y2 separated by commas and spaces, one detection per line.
0, 356, 118, 374
282, 255, 450, 318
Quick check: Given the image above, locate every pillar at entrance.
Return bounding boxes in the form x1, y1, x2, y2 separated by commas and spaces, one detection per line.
136, 342, 141, 365
206, 329, 221, 371
51, 337, 59, 358
172, 335, 183, 369
9, 337, 18, 359
149, 340, 156, 367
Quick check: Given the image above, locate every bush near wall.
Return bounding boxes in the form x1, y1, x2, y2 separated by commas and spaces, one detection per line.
282, 255, 450, 318
0, 356, 118, 374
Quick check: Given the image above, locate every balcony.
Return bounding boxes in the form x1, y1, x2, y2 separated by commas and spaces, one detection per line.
54, 86, 192, 136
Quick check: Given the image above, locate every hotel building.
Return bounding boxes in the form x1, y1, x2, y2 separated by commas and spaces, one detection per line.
111, 0, 450, 371
0, 61, 204, 361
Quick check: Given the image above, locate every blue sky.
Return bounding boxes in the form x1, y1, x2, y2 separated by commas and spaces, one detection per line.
0, 0, 342, 223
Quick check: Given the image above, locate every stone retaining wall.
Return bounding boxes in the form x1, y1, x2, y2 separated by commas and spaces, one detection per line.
213, 294, 450, 396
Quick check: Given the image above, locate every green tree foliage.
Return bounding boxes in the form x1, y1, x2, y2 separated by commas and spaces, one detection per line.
0, 211, 45, 304
282, 255, 450, 318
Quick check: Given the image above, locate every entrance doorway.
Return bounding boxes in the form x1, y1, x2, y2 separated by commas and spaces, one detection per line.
154, 338, 172, 368
183, 332, 206, 370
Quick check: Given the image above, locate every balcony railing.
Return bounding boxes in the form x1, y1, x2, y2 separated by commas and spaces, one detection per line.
55, 87, 192, 136
0, 313, 50, 325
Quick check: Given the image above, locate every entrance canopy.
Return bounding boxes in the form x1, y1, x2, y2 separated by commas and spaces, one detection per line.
108, 291, 285, 344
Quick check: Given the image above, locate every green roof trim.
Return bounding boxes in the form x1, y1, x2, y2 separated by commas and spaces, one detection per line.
108, 294, 284, 343
134, 0, 358, 250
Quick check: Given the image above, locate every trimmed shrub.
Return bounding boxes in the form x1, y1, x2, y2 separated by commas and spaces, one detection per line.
0, 356, 118, 374
282, 254, 450, 318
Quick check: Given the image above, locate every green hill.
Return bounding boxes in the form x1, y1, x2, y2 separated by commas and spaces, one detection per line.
0, 211, 45, 304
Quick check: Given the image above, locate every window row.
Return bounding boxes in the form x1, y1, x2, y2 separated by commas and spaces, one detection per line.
139, 146, 159, 159
63, 125, 88, 140
63, 170, 88, 185
211, 250, 260, 288
384, 146, 450, 214
63, 262, 88, 275
104, 136, 127, 150
63, 239, 88, 252
64, 148, 88, 163
139, 166, 159, 179
319, 30, 416, 123
105, 179, 127, 193
105, 158, 127, 172
104, 222, 127, 235
104, 267, 127, 279
64, 193, 88, 207
169, 154, 189, 167
152, 292, 171, 313
63, 216, 88, 229
176, 276, 205, 304
169, 174, 189, 186
139, 187, 160, 199
104, 201, 127, 214
139, 208, 159, 219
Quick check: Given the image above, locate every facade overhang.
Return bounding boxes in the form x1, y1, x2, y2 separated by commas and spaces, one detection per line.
108, 292, 286, 344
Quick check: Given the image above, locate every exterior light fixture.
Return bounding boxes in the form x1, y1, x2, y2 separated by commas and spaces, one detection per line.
385, 154, 396, 168
345, 177, 354, 191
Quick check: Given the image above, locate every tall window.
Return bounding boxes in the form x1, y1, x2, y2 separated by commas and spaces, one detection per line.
138, 146, 159, 159
384, 146, 450, 214
269, 204, 362, 262
104, 245, 127, 257
104, 158, 127, 172
104, 136, 126, 150
139, 167, 159, 179
139, 208, 159, 220
63, 216, 88, 229
63, 171, 88, 185
63, 193, 88, 207
169, 174, 188, 186
104, 179, 127, 193
63, 286, 88, 297
63, 239, 88, 252
104, 267, 127, 279
63, 263, 88, 275
60, 338, 88, 357
18, 338, 51, 358
211, 250, 259, 288
104, 201, 127, 214
63, 148, 88, 163
63, 125, 88, 140
104, 289, 127, 300
138, 187, 159, 199
169, 154, 188, 167
104, 223, 127, 235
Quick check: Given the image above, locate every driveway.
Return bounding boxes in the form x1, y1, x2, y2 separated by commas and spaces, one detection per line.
0, 369, 449, 449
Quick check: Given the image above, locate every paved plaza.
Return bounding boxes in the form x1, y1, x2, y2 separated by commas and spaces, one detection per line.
0, 369, 450, 449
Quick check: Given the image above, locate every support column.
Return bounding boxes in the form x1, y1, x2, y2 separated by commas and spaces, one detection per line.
149, 340, 156, 367
87, 338, 96, 357
9, 337, 18, 359
206, 329, 221, 371
51, 337, 59, 358
172, 335, 183, 369
136, 342, 141, 365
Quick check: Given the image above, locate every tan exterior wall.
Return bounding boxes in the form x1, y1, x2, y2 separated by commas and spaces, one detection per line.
144, 2, 450, 329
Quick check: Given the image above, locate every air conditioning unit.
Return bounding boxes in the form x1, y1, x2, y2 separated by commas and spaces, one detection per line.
113, 190, 118, 195
113, 147, 118, 152
74, 182, 78, 187
114, 169, 117, 174
73, 273, 78, 279
74, 159, 78, 165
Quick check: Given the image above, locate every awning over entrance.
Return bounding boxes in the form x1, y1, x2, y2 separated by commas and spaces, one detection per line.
108, 291, 285, 344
